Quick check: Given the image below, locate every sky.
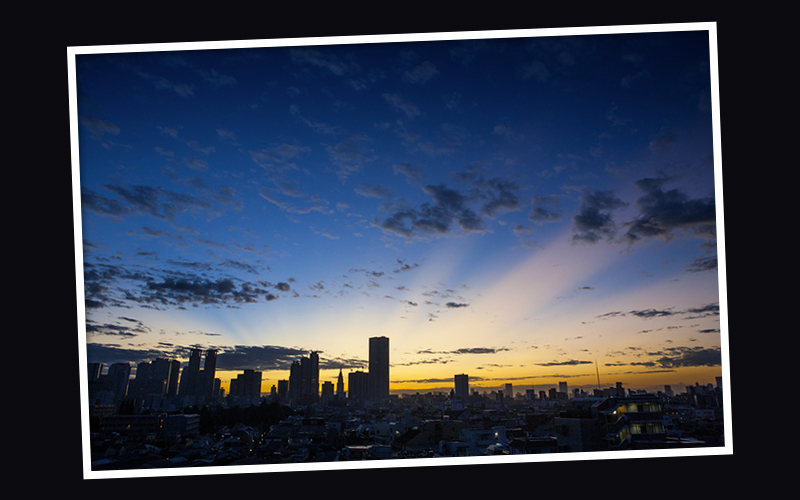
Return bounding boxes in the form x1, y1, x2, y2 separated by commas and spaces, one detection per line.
71, 26, 726, 397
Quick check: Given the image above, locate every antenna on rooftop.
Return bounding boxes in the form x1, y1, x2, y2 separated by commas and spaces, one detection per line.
595, 358, 601, 390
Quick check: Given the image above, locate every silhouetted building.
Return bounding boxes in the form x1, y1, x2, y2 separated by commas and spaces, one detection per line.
321, 381, 334, 405
179, 348, 202, 397
106, 362, 131, 403
368, 336, 390, 401
349, 371, 369, 401
88, 362, 103, 382
287, 352, 320, 405
454, 374, 469, 400
201, 349, 218, 399
337, 368, 345, 398
277, 379, 289, 401
229, 369, 262, 403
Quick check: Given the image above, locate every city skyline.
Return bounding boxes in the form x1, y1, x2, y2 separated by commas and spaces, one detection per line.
72, 25, 727, 401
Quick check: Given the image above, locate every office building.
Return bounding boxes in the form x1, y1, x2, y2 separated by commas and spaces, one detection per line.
368, 336, 390, 401
230, 369, 262, 402
106, 362, 131, 403
201, 349, 218, 399
348, 371, 369, 401
179, 348, 202, 397
454, 374, 469, 400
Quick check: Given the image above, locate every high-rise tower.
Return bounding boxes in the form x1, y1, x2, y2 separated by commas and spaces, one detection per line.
202, 349, 218, 399
368, 336, 390, 401
454, 374, 469, 400
179, 348, 202, 397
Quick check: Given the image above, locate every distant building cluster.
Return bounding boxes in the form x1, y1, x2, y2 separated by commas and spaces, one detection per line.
85, 336, 725, 471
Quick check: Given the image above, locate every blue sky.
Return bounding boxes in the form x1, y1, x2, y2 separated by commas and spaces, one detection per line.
72, 26, 725, 395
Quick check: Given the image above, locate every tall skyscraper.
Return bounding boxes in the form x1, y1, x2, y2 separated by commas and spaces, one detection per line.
87, 362, 103, 382
106, 362, 131, 402
288, 360, 301, 404
368, 336, 390, 401
202, 349, 218, 399
167, 359, 181, 396
179, 348, 202, 397
301, 351, 319, 403
454, 374, 469, 400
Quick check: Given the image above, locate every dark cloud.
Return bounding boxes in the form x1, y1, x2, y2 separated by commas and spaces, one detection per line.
82, 259, 298, 310
571, 189, 628, 243
79, 115, 120, 141
446, 302, 469, 308
215, 345, 312, 371
596, 303, 718, 321
687, 255, 718, 273
536, 359, 593, 366
377, 183, 488, 239
417, 347, 508, 355
86, 320, 148, 338
82, 184, 219, 222
529, 207, 562, 224
402, 60, 439, 85
393, 258, 420, 273
469, 177, 523, 219
355, 184, 392, 199
622, 177, 716, 244
653, 346, 722, 368
629, 308, 675, 318
393, 163, 424, 182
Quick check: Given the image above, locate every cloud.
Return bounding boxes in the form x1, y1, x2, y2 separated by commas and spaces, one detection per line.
393, 258, 419, 273
376, 182, 489, 239
393, 163, 424, 183
249, 143, 308, 172
571, 189, 628, 243
417, 347, 509, 355
134, 70, 195, 98
628, 308, 675, 319
82, 184, 219, 223
687, 255, 718, 272
622, 177, 716, 244
522, 60, 550, 82
199, 68, 237, 87
402, 61, 439, 85
469, 177, 523, 219
382, 93, 421, 118
79, 115, 120, 140
653, 346, 722, 368
446, 302, 469, 308
326, 135, 376, 181
355, 184, 392, 199
289, 48, 356, 77
536, 359, 593, 366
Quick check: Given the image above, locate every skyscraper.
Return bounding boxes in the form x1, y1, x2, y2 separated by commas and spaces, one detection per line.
106, 362, 131, 403
454, 374, 469, 400
348, 371, 369, 401
179, 348, 202, 397
368, 336, 390, 401
288, 360, 301, 404
201, 349, 218, 399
